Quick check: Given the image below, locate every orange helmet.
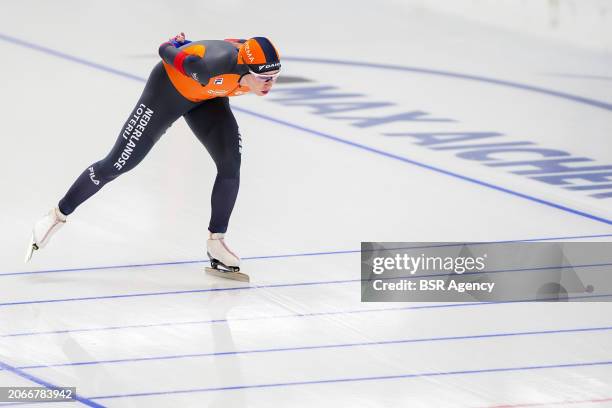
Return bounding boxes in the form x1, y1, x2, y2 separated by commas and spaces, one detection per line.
238, 37, 281, 74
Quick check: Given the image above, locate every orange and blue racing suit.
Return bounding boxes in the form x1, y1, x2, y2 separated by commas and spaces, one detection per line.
59, 38, 252, 233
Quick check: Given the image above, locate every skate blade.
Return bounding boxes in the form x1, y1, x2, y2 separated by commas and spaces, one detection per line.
205, 267, 250, 282
24, 235, 38, 263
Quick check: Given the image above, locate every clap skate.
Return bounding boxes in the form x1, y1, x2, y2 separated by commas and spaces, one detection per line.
25, 206, 67, 263
204, 232, 249, 282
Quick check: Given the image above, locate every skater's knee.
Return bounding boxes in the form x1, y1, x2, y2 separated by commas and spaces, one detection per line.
216, 167, 240, 179
215, 155, 240, 178
90, 160, 121, 184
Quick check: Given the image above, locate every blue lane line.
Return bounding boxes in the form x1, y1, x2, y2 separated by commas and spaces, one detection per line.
233, 105, 612, 226
4, 292, 612, 339
0, 359, 103, 407
0, 32, 145, 82
4, 233, 612, 278
0, 249, 357, 277
282, 56, 612, 112
0, 304, 425, 338
0, 258, 210, 278
6, 33, 609, 111
1, 261, 610, 308
0, 33, 606, 404
1, 33, 611, 226
12, 325, 612, 371
87, 360, 612, 400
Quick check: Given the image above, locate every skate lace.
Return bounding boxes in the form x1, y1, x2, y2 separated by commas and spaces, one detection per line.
220, 239, 240, 260
39, 219, 59, 244
39, 212, 65, 244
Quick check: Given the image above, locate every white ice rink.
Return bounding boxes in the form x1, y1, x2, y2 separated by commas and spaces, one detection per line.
1, 1, 612, 406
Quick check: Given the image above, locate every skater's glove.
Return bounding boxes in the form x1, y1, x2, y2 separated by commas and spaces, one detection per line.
169, 32, 192, 48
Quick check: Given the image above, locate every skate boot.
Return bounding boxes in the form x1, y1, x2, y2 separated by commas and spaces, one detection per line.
205, 231, 249, 282
25, 206, 67, 263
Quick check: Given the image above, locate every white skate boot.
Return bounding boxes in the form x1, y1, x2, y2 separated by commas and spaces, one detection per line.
205, 231, 248, 282
25, 206, 67, 263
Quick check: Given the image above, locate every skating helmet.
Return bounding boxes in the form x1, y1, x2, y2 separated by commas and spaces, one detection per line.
238, 37, 281, 74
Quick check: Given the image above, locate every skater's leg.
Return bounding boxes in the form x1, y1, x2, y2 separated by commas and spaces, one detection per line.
58, 62, 197, 215
183, 97, 241, 234
183, 97, 243, 276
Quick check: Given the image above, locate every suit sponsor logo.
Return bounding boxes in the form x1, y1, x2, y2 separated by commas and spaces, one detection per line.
114, 104, 155, 171
258, 62, 281, 71
244, 42, 255, 63
88, 166, 100, 185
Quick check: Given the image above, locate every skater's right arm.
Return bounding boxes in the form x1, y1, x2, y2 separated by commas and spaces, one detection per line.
158, 41, 201, 76
159, 38, 239, 85
159, 39, 221, 85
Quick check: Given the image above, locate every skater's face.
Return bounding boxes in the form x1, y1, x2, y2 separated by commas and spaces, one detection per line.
243, 70, 280, 96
